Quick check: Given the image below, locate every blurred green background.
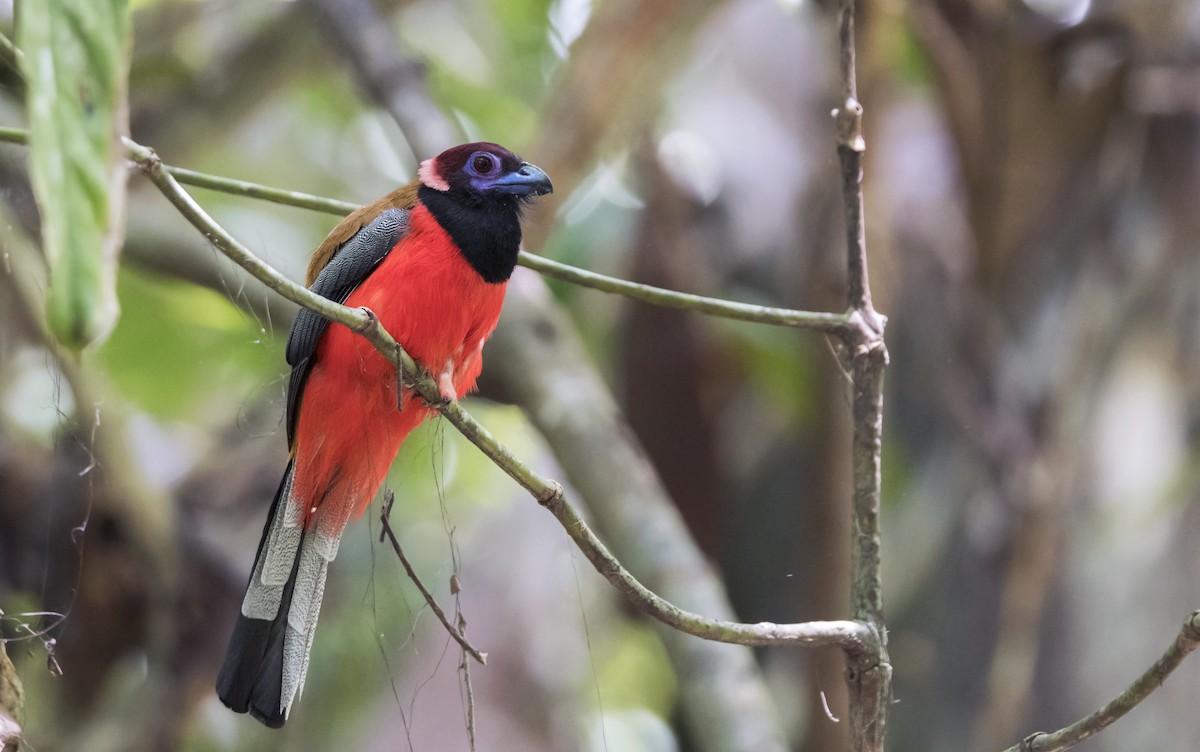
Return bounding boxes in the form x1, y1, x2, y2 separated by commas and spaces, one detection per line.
2, 0, 1200, 750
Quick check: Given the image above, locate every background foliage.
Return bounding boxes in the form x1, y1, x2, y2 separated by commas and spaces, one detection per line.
1, 0, 1199, 750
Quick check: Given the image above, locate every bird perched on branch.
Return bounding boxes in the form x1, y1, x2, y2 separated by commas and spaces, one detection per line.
216, 142, 552, 727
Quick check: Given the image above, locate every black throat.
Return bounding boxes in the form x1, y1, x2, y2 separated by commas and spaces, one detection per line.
419, 185, 523, 284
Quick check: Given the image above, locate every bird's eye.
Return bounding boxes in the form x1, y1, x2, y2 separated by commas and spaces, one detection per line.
471, 153, 498, 175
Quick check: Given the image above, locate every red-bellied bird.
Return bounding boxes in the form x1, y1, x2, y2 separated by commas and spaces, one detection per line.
216, 142, 552, 727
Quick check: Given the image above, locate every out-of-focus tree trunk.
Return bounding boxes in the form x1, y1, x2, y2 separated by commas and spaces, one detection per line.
884, 1, 1200, 749
619, 139, 733, 560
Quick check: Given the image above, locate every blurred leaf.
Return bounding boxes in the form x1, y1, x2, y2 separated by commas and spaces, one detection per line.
96, 267, 280, 421
887, 12, 933, 87
487, 0, 555, 51
596, 623, 676, 715
484, 0, 557, 84
17, 0, 132, 349
427, 68, 537, 146
723, 319, 819, 425
410, 0, 552, 145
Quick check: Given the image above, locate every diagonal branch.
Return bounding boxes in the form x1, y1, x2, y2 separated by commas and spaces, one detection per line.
1002, 611, 1200, 752
152, 163, 359, 216
378, 490, 487, 665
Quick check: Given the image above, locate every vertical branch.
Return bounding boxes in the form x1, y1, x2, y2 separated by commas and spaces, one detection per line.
844, 340, 889, 752
836, 0, 872, 319
833, 0, 891, 750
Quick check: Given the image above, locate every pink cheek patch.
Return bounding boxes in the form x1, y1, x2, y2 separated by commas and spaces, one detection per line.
418, 159, 450, 191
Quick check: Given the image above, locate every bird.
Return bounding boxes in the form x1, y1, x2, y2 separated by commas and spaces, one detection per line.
215, 142, 552, 727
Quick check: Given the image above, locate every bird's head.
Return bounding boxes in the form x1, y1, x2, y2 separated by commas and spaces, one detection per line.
418, 142, 553, 201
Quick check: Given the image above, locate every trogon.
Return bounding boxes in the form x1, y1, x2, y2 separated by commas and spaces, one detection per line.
216, 142, 553, 727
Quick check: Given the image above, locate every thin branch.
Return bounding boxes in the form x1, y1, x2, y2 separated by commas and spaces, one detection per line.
457, 613, 477, 752
521, 252, 853, 333
0, 124, 855, 334
110, 131, 877, 654
121, 138, 363, 328
0, 31, 24, 67
1001, 611, 1200, 752
539, 480, 876, 652
1, 125, 360, 215
833, 41, 878, 329
833, 0, 891, 750
437, 391, 874, 650
0, 30, 25, 98
836, 0, 884, 647
0, 125, 30, 145
161, 164, 360, 216
378, 491, 486, 665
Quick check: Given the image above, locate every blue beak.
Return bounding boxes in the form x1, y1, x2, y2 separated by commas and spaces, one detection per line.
490, 162, 553, 196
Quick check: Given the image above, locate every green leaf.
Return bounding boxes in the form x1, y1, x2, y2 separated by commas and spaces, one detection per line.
97, 266, 280, 422
17, 0, 132, 349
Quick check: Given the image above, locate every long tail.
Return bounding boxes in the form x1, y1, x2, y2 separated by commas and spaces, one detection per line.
216, 461, 347, 727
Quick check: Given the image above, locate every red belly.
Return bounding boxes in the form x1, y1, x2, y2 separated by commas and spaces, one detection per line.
289, 204, 506, 530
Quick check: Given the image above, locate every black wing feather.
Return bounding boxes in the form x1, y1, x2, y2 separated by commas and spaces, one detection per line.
285, 208, 410, 444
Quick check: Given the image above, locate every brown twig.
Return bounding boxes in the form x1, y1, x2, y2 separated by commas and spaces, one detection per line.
378, 491, 487, 666
1002, 611, 1200, 752
457, 613, 477, 752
